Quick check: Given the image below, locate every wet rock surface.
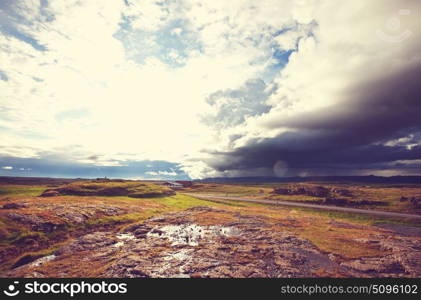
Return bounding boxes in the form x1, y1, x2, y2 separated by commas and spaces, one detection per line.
101, 211, 341, 278
4, 206, 420, 278
3, 202, 126, 230
0, 199, 133, 267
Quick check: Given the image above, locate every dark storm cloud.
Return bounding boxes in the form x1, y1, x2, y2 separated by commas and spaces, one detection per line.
266, 64, 421, 146
207, 62, 421, 176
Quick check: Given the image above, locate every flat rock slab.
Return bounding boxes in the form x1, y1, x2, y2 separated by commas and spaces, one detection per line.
3, 207, 421, 278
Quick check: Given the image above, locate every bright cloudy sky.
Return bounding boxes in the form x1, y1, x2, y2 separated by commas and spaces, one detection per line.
1, 0, 421, 179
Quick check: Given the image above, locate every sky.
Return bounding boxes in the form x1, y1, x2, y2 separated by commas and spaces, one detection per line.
0, 0, 421, 179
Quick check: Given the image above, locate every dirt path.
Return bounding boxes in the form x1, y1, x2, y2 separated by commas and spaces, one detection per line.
185, 193, 421, 220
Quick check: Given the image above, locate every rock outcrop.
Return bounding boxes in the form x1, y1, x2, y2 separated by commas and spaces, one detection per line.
2, 203, 27, 209
271, 186, 331, 197
4, 207, 420, 278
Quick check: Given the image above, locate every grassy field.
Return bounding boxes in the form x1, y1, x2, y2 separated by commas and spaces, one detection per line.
181, 183, 270, 195
0, 185, 50, 199
0, 179, 420, 275
184, 182, 421, 214
42, 180, 175, 198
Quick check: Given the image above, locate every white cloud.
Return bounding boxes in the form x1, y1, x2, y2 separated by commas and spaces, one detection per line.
179, 161, 219, 180
274, 24, 314, 51
265, 1, 419, 134
1, 0, 290, 169
2, 166, 13, 170
146, 170, 178, 176
2, 0, 420, 179
123, 0, 174, 32
171, 28, 183, 36
181, 0, 421, 178
145, 171, 158, 176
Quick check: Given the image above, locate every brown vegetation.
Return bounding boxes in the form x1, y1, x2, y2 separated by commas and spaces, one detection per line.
1, 178, 420, 278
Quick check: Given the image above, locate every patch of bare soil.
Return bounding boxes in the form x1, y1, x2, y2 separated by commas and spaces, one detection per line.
4, 207, 421, 278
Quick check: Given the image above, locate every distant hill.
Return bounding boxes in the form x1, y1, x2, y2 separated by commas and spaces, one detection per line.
195, 175, 421, 184
0, 176, 83, 186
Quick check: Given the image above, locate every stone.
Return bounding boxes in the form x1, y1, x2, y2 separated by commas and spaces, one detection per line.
2, 203, 27, 209
40, 189, 61, 197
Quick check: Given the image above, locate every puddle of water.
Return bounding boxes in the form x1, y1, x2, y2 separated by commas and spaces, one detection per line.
116, 233, 136, 241
172, 273, 190, 278
113, 242, 125, 248
31, 255, 56, 267
164, 249, 193, 261
113, 233, 137, 248
153, 249, 194, 278
147, 224, 240, 246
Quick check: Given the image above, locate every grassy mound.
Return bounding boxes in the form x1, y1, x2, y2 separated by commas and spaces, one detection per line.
40, 180, 175, 198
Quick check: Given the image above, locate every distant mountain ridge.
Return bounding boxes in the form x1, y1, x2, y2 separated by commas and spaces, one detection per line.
195, 175, 421, 184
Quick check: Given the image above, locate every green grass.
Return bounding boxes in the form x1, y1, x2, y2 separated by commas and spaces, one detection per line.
64, 181, 152, 191
192, 197, 269, 208
110, 194, 224, 210
0, 193, 222, 248
0, 229, 49, 261
0, 185, 48, 198
49, 180, 174, 197
152, 194, 222, 209
2, 182, 420, 273
194, 194, 421, 227
0, 215, 46, 244
85, 212, 149, 227
131, 193, 421, 228
189, 182, 421, 214
11, 245, 60, 269
267, 194, 323, 202
113, 194, 224, 233
291, 207, 421, 227
186, 183, 265, 196
10, 231, 48, 245
72, 194, 222, 231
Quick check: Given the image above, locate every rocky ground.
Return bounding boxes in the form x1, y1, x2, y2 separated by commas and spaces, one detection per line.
0, 194, 162, 269
3, 206, 421, 278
